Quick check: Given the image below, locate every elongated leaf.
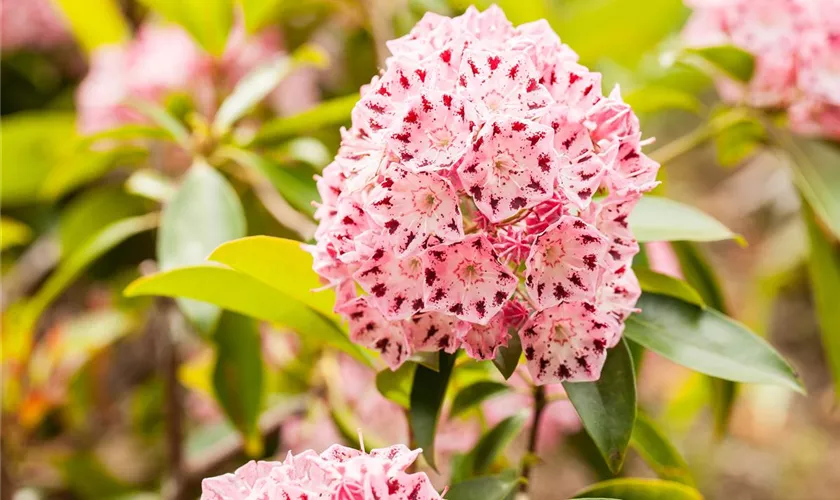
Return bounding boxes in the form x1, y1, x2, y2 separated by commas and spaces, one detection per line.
625, 293, 804, 392
573, 478, 703, 500
24, 214, 158, 333
624, 86, 702, 115
375, 363, 415, 410
208, 236, 337, 320
213, 56, 294, 134
59, 186, 147, 256
492, 330, 522, 379
564, 339, 637, 474
634, 267, 704, 307
139, 0, 233, 56
128, 99, 191, 150
158, 161, 246, 334
0, 217, 32, 251
125, 169, 177, 202
213, 311, 264, 454
630, 196, 741, 244
803, 201, 840, 399
687, 45, 755, 82
468, 412, 527, 475
410, 351, 455, 470
444, 470, 521, 500
41, 147, 147, 200
78, 124, 171, 147
53, 0, 129, 53
239, 0, 286, 33
631, 412, 694, 486
252, 93, 359, 146
450, 381, 510, 419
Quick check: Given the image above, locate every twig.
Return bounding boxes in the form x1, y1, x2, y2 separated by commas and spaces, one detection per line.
157, 301, 185, 500
1, 443, 14, 500
520, 385, 547, 494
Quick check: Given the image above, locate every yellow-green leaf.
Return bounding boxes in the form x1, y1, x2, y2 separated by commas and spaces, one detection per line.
139, 0, 233, 56
630, 196, 742, 244
573, 478, 703, 500
0, 217, 33, 251
631, 412, 694, 486
53, 0, 129, 53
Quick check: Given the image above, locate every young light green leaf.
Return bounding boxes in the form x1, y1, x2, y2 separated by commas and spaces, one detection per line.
59, 186, 147, 256
630, 196, 742, 244
631, 412, 694, 486
564, 339, 637, 474
444, 470, 522, 500
212, 311, 264, 454
0, 217, 33, 251
41, 147, 148, 200
159, 161, 246, 334
625, 293, 804, 393
126, 169, 178, 202
78, 124, 171, 147
138, 0, 233, 56
410, 351, 455, 470
128, 99, 192, 150
686, 45, 755, 82
52, 0, 129, 53
803, 201, 840, 399
634, 267, 705, 308
251, 93, 359, 146
375, 363, 416, 410
573, 478, 703, 500
208, 236, 337, 321
239, 0, 286, 33
123, 264, 371, 366
492, 329, 522, 380
713, 114, 765, 167
450, 381, 511, 419
623, 86, 702, 115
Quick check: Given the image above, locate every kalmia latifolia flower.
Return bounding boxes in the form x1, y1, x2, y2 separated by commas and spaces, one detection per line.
201, 444, 442, 500
682, 0, 840, 139
309, 6, 659, 384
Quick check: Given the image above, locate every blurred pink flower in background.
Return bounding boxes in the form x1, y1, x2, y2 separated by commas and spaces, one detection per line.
644, 242, 684, 279
0, 0, 71, 53
682, 0, 840, 139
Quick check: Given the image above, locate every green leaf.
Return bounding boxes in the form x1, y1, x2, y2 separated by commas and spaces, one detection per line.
686, 45, 755, 82
623, 86, 702, 115
239, 0, 286, 33
465, 413, 527, 476
138, 0, 233, 56
410, 351, 455, 470
123, 264, 371, 365
125, 169, 178, 202
24, 214, 159, 334
78, 124, 171, 147
375, 363, 415, 410
212, 311, 264, 453
634, 267, 704, 307
128, 99, 192, 150
573, 478, 703, 500
450, 381, 510, 419
41, 147, 148, 200
59, 186, 148, 256
631, 412, 694, 486
52, 0, 129, 53
772, 131, 840, 240
252, 93, 359, 146
492, 329, 522, 379
0, 217, 32, 251
208, 236, 337, 321
563, 339, 637, 474
625, 293, 804, 393
444, 470, 522, 500
713, 114, 766, 167
630, 196, 742, 244
803, 201, 840, 399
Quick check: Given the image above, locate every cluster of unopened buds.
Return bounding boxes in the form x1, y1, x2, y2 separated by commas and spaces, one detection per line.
201, 443, 442, 500
682, 0, 840, 139
308, 5, 659, 384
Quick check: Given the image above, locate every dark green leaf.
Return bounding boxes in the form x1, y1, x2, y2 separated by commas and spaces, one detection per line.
573, 478, 703, 500
158, 160, 246, 334
687, 45, 755, 82
252, 94, 359, 146
564, 339, 637, 474
634, 267, 704, 307
625, 293, 804, 393
631, 412, 694, 486
630, 196, 741, 243
467, 413, 527, 476
410, 351, 455, 470
444, 470, 521, 500
450, 381, 511, 419
213, 311, 264, 453
375, 363, 415, 410
492, 329, 522, 379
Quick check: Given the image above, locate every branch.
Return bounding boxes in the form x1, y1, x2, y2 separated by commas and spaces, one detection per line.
520, 385, 547, 493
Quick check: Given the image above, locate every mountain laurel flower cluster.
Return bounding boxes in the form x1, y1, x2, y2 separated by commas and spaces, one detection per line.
201, 444, 441, 500
682, 0, 840, 139
309, 6, 659, 384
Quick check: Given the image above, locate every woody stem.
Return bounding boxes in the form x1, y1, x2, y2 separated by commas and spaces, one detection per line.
520, 385, 547, 493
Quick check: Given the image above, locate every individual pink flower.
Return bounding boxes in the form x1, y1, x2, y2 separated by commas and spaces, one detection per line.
0, 0, 71, 53
201, 444, 442, 500
310, 6, 658, 383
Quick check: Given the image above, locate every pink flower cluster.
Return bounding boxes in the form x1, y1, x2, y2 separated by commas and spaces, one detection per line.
310, 6, 659, 384
201, 444, 441, 500
0, 0, 71, 53
682, 0, 840, 139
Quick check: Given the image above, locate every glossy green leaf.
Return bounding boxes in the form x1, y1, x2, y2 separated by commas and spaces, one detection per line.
208, 236, 337, 321
625, 293, 804, 393
375, 363, 415, 410
634, 267, 704, 308
687, 45, 755, 82
492, 329, 522, 379
239, 0, 286, 33
213, 311, 264, 453
125, 169, 178, 202
53, 0, 129, 53
630, 196, 741, 244
158, 161, 246, 334
0, 217, 32, 251
450, 381, 510, 419
803, 201, 840, 399
631, 412, 694, 486
573, 478, 703, 500
467, 412, 527, 476
139, 0, 233, 56
252, 93, 359, 146
123, 264, 371, 365
444, 470, 522, 500
410, 351, 455, 470
564, 339, 637, 474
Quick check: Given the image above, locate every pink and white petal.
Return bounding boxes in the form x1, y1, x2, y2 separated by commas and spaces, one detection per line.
604, 143, 660, 194
405, 313, 463, 353
422, 236, 518, 324
595, 267, 641, 347
354, 249, 425, 320
383, 471, 442, 500
459, 309, 510, 360
369, 445, 422, 472
581, 193, 640, 271
525, 216, 609, 309
338, 297, 412, 369
542, 108, 606, 207
320, 444, 364, 463
542, 61, 603, 114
